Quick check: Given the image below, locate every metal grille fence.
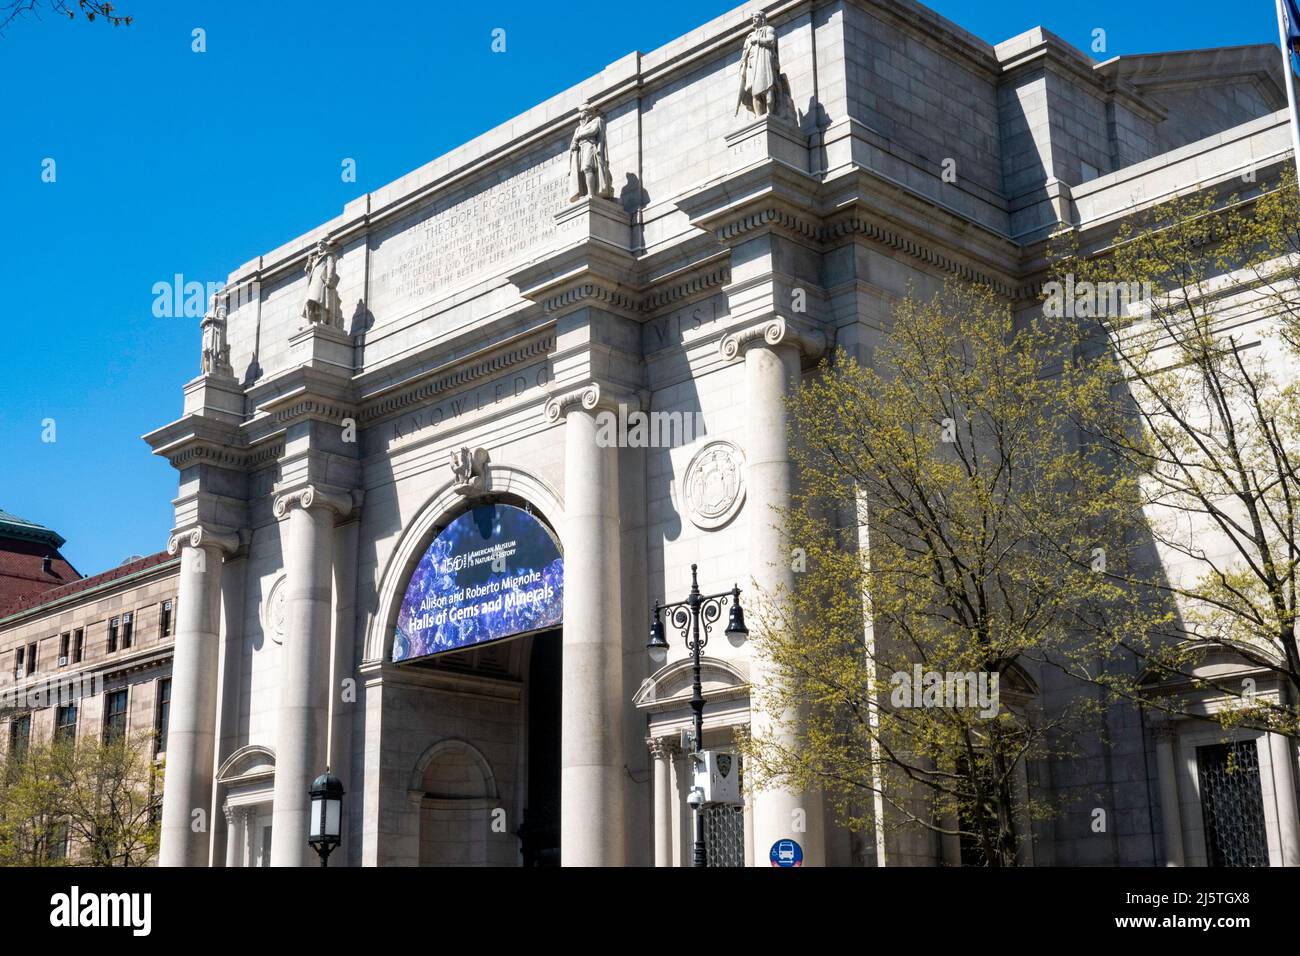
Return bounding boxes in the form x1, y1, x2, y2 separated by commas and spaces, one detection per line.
1197, 740, 1270, 867
702, 804, 746, 867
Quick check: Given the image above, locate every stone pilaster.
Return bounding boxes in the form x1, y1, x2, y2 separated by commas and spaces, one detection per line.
158, 525, 240, 867
269, 485, 355, 866
545, 384, 627, 866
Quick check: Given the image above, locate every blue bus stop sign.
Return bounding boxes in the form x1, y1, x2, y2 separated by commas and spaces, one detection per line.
769, 838, 803, 867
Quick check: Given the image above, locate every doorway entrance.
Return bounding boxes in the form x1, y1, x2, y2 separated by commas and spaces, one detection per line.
520, 629, 561, 865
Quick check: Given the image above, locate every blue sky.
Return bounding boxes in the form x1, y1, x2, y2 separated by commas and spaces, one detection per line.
0, 0, 1287, 575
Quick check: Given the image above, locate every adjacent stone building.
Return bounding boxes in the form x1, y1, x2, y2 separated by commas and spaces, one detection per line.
0, 542, 180, 857
136, 0, 1299, 867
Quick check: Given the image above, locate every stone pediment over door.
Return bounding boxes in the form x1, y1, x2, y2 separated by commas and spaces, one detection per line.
633, 656, 750, 714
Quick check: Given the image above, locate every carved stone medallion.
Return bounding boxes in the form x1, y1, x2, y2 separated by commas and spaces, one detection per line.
683, 440, 746, 530
262, 574, 287, 645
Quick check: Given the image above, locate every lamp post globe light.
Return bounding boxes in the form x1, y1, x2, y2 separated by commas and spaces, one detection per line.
647, 563, 748, 867
308, 768, 345, 867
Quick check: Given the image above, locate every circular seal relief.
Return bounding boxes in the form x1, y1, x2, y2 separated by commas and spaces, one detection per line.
683, 440, 746, 530
262, 574, 287, 645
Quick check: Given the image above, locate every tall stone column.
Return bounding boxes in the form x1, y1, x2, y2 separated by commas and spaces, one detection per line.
158, 526, 239, 867
1267, 731, 1300, 866
720, 318, 827, 866
1153, 723, 1184, 867
650, 738, 677, 867
546, 383, 625, 866
270, 486, 352, 867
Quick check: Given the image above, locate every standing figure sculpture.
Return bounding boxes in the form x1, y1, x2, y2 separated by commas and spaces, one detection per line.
568, 101, 614, 203
301, 238, 342, 328
736, 11, 784, 118
200, 292, 233, 377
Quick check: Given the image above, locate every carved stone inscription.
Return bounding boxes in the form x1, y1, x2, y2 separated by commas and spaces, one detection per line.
374, 151, 569, 313
375, 361, 553, 453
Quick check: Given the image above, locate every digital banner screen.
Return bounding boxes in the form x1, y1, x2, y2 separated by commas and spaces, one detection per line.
393, 504, 564, 662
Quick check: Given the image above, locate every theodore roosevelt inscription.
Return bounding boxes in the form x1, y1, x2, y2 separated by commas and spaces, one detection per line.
374, 150, 569, 313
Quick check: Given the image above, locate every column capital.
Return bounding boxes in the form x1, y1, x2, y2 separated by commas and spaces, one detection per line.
272, 484, 358, 522
543, 381, 641, 423
167, 524, 241, 557
647, 737, 681, 761
718, 315, 829, 363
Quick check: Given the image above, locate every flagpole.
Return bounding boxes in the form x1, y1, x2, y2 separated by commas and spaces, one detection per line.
1277, 0, 1300, 186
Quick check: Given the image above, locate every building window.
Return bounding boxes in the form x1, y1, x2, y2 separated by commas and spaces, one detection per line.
54, 704, 77, 744
103, 690, 128, 743
155, 678, 171, 755
160, 600, 173, 638
73, 628, 84, 664
13, 646, 22, 678
48, 822, 69, 862
8, 714, 31, 758
59, 632, 70, 666
26, 642, 36, 675
121, 611, 133, 650
107, 618, 119, 653
1197, 741, 1270, 867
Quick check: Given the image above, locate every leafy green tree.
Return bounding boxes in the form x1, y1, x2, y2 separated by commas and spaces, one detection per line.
0, 731, 160, 866
742, 279, 1125, 865
52, 731, 161, 866
0, 739, 67, 866
1051, 169, 1300, 740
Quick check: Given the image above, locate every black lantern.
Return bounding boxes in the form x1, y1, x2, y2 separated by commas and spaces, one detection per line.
308, 768, 344, 867
647, 601, 669, 664
724, 584, 749, 645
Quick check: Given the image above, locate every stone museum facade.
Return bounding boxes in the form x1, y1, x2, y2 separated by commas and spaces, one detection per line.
121, 0, 1300, 867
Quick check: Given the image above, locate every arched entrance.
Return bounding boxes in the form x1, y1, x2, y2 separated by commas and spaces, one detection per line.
371, 476, 567, 867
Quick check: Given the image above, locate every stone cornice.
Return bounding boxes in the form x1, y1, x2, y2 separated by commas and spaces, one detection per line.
826, 215, 1017, 297
541, 280, 641, 318
640, 262, 731, 313
718, 316, 830, 363
271, 485, 359, 522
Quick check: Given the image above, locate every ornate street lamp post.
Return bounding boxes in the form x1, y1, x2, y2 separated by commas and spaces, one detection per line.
647, 563, 748, 867
308, 768, 345, 867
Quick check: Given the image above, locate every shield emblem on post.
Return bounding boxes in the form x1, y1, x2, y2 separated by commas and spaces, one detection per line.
717, 754, 732, 778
